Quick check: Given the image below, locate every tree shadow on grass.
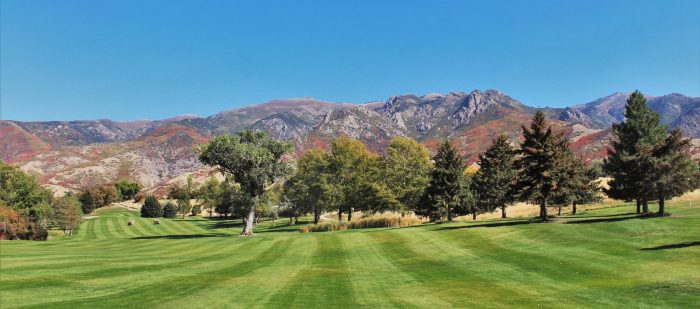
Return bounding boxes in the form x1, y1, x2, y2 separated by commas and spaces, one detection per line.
131, 233, 231, 240
565, 215, 642, 224
560, 212, 638, 219
433, 219, 533, 231
640, 241, 700, 251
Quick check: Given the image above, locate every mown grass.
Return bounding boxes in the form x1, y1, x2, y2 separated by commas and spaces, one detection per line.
1, 201, 699, 308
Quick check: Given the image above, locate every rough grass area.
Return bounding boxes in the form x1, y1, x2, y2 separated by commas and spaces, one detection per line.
300, 214, 423, 232
1, 201, 699, 308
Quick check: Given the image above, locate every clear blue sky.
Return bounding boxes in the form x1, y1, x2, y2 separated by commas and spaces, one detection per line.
1, 0, 699, 121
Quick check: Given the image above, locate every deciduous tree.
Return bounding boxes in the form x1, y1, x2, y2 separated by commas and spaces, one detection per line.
198, 130, 292, 235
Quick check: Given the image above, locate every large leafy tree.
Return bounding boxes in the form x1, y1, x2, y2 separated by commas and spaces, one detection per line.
283, 149, 339, 224
603, 91, 667, 214
417, 140, 463, 222
197, 176, 221, 218
650, 129, 700, 215
199, 130, 292, 235
471, 135, 517, 218
381, 137, 432, 214
327, 136, 375, 221
52, 193, 83, 235
0, 161, 52, 215
513, 111, 567, 221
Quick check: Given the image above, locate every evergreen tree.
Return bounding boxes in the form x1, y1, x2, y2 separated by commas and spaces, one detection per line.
552, 144, 601, 215
603, 91, 667, 214
513, 111, 566, 221
140, 196, 163, 218
471, 135, 517, 218
650, 129, 700, 215
417, 140, 463, 222
162, 202, 177, 218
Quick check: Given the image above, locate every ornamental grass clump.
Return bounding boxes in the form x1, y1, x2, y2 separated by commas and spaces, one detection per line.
300, 214, 422, 233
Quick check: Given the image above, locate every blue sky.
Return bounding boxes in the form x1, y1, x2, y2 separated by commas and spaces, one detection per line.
1, 0, 699, 121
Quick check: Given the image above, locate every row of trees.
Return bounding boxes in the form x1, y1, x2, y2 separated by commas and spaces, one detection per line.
78, 179, 142, 214
604, 91, 700, 215
283, 136, 431, 224
279, 112, 601, 223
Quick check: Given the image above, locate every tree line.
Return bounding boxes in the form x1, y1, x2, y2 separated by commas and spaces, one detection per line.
197, 91, 700, 235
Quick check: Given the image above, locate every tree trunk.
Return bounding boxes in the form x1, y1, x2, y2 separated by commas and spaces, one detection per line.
540, 202, 548, 221
338, 209, 343, 221
642, 199, 649, 214
558, 206, 562, 216
635, 200, 641, 214
241, 206, 255, 236
572, 202, 577, 215
501, 206, 506, 218
314, 208, 320, 224
347, 208, 353, 221
472, 212, 476, 221
658, 193, 665, 216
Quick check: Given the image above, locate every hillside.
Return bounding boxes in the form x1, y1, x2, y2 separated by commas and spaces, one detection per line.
2, 90, 698, 194
1, 201, 698, 308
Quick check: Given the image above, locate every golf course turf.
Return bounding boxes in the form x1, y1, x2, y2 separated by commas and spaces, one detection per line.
1, 201, 698, 308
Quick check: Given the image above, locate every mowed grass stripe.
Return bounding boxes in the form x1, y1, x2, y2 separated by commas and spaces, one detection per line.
5, 239, 261, 308
342, 231, 448, 308
266, 234, 360, 308
31, 239, 288, 308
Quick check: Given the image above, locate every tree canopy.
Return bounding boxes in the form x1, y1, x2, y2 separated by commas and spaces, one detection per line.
199, 130, 292, 235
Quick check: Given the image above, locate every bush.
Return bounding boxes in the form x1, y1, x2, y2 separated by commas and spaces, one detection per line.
162, 202, 177, 218
0, 206, 30, 240
140, 196, 163, 218
299, 214, 423, 233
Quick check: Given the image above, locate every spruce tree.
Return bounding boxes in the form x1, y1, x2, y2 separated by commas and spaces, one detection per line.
513, 111, 566, 221
472, 135, 517, 218
603, 91, 667, 214
418, 140, 463, 222
650, 129, 700, 215
552, 145, 601, 215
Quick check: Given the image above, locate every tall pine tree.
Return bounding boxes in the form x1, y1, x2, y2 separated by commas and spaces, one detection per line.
513, 111, 566, 221
603, 91, 667, 214
417, 140, 463, 222
472, 135, 517, 218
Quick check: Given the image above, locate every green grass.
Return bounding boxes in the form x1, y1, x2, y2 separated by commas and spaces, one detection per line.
1, 201, 699, 308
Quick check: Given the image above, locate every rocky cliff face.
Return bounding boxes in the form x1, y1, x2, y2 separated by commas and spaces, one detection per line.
3, 90, 697, 195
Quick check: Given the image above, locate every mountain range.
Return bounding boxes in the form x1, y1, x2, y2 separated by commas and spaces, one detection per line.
2, 90, 698, 195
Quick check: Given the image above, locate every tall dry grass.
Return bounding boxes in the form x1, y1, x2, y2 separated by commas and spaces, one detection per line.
299, 214, 423, 233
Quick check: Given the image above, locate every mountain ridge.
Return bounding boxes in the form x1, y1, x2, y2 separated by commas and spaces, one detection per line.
2, 89, 698, 195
